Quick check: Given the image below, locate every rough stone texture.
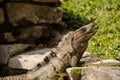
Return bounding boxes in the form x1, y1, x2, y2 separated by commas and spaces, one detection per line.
0, 8, 4, 24
9, 0, 63, 3
0, 44, 31, 65
67, 67, 120, 80
81, 67, 120, 80
6, 3, 62, 26
92, 59, 120, 66
10, 25, 51, 43
33, 0, 63, 2
1, 24, 64, 44
8, 48, 51, 70
82, 51, 91, 57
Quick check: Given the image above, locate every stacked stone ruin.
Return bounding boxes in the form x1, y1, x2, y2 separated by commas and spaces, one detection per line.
0, 0, 68, 77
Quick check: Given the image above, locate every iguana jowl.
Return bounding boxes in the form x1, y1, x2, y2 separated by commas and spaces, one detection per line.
0, 23, 96, 80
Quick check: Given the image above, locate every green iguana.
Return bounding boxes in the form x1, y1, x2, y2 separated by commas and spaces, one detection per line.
0, 23, 96, 80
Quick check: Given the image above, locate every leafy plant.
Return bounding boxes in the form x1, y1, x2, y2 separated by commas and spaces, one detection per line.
55, 71, 67, 77
61, 0, 120, 59
71, 68, 81, 74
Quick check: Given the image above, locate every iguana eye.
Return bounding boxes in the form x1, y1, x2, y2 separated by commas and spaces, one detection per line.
81, 28, 86, 33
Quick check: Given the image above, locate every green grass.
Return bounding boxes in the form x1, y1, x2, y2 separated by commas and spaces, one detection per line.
61, 0, 120, 59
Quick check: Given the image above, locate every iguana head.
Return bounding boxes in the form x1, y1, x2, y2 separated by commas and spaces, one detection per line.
72, 23, 96, 58
57, 23, 96, 58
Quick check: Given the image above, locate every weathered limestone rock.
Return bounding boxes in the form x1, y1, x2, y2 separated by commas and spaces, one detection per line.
1, 25, 59, 44
8, 48, 51, 70
0, 44, 31, 65
67, 67, 120, 80
81, 67, 120, 80
92, 59, 120, 66
16, 25, 51, 42
5, 25, 51, 43
32, 0, 63, 3
0, 8, 4, 24
9, 0, 63, 3
6, 0, 63, 6
82, 51, 91, 57
6, 3, 62, 26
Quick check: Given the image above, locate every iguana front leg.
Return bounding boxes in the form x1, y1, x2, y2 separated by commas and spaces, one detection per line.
71, 55, 79, 67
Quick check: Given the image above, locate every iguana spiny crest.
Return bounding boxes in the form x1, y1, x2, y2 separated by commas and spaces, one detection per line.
37, 23, 96, 67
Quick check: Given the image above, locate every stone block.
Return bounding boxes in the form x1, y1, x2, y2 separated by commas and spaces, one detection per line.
32, 0, 63, 3
6, 3, 62, 26
9, 0, 63, 3
8, 48, 51, 70
81, 67, 120, 80
92, 59, 120, 66
66, 67, 120, 80
0, 44, 31, 65
15, 25, 51, 43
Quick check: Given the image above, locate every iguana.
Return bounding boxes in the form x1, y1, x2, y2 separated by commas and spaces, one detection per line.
0, 23, 96, 80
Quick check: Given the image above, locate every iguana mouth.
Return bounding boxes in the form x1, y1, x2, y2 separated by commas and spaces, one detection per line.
86, 29, 97, 37
73, 23, 97, 41
85, 23, 97, 35
82, 23, 96, 35
85, 29, 97, 40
